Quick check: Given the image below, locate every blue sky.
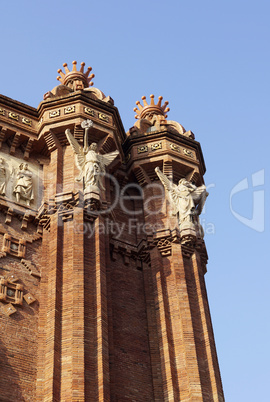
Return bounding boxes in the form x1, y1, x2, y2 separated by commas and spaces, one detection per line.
1, 1, 269, 400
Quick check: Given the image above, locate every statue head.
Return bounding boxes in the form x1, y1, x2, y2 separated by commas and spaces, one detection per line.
89, 143, 98, 152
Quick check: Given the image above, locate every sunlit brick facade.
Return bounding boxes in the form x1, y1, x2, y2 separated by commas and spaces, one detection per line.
0, 61, 224, 401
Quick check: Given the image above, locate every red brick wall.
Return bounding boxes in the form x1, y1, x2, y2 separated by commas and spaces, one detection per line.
0, 217, 42, 402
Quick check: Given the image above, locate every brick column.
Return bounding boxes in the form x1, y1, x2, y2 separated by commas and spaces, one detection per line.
189, 251, 224, 401
60, 207, 85, 401
84, 215, 109, 401
36, 146, 63, 402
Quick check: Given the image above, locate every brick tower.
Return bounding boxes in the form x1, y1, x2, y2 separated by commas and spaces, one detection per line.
0, 61, 224, 401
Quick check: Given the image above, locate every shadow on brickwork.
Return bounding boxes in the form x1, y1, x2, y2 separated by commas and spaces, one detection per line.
0, 338, 25, 401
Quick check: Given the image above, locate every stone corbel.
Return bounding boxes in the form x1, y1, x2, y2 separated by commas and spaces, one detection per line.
133, 165, 151, 187
43, 130, 60, 153
5, 208, 13, 225
110, 239, 146, 268
21, 212, 30, 231
150, 228, 180, 257
0, 127, 7, 149
21, 259, 41, 278
23, 138, 34, 160
9, 133, 21, 155
55, 191, 80, 222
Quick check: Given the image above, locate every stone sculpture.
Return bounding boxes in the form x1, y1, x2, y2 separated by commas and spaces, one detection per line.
13, 163, 34, 206
65, 119, 119, 191
0, 157, 6, 196
155, 167, 208, 235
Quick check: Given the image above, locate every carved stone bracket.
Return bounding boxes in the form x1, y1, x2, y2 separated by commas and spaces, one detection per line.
0, 128, 7, 149
180, 234, 197, 258
84, 188, 100, 215
110, 238, 148, 268
21, 259, 41, 278
23, 137, 34, 160
9, 133, 21, 155
133, 165, 150, 187
148, 228, 180, 257
37, 191, 80, 230
179, 233, 208, 265
147, 227, 207, 261
0, 198, 38, 229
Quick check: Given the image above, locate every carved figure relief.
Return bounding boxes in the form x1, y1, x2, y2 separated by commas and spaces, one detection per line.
65, 119, 119, 192
155, 167, 208, 237
0, 152, 41, 210
13, 163, 34, 206
0, 157, 6, 195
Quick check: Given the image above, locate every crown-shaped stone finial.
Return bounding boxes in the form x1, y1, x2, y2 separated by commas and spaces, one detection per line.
57, 61, 95, 88
133, 95, 170, 120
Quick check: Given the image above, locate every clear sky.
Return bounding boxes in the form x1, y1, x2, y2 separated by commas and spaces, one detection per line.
1, 1, 269, 400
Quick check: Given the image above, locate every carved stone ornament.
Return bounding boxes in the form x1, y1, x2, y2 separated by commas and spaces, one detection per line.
84, 107, 95, 116
1, 234, 26, 258
0, 277, 23, 306
170, 143, 181, 152
49, 109, 60, 118
127, 94, 187, 136
64, 105, 75, 114
183, 148, 194, 158
8, 112, 19, 121
137, 145, 148, 154
65, 120, 119, 192
151, 142, 162, 151
22, 117, 32, 126
0, 275, 37, 316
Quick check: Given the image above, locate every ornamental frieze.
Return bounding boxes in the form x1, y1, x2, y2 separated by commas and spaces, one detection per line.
0, 108, 34, 128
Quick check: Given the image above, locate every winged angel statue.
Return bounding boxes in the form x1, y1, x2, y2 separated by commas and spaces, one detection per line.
155, 167, 208, 234
65, 120, 119, 191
